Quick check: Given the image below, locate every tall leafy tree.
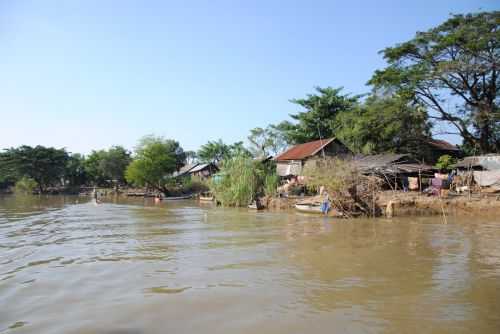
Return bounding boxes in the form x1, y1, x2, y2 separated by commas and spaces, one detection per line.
84, 150, 108, 186
369, 11, 500, 153
275, 87, 360, 144
125, 136, 184, 195
99, 146, 132, 184
335, 95, 433, 157
185, 151, 198, 164
248, 125, 288, 157
0, 145, 69, 193
197, 139, 231, 163
65, 153, 88, 187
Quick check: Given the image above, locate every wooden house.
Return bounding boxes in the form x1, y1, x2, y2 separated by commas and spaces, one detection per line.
274, 138, 351, 177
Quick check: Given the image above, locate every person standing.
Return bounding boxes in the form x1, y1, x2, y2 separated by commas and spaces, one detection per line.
320, 190, 330, 215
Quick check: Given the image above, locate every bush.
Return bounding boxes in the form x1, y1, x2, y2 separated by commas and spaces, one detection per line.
435, 155, 456, 171
209, 156, 275, 206
263, 172, 280, 197
302, 157, 381, 216
15, 177, 38, 194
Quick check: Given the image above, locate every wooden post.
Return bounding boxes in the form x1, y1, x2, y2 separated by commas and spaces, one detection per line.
418, 169, 422, 196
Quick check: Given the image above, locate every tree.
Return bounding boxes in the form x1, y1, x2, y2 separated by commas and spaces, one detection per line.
84, 150, 108, 186
276, 87, 360, 144
125, 136, 184, 195
248, 125, 288, 157
84, 146, 132, 186
65, 153, 88, 187
197, 139, 231, 163
335, 94, 432, 156
99, 146, 132, 184
185, 151, 198, 164
0, 145, 69, 193
229, 141, 252, 158
369, 12, 500, 153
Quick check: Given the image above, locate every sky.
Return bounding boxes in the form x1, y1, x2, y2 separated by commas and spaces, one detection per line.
1, 0, 498, 154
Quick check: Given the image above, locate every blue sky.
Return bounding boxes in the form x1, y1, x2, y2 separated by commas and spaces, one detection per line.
1, 0, 497, 154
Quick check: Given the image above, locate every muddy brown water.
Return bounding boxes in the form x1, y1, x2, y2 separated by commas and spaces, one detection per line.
1, 195, 499, 334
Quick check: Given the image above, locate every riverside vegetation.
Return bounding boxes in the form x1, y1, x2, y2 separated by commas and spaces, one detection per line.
0, 12, 499, 213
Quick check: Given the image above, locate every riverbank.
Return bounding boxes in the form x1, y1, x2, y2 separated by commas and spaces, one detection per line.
265, 190, 500, 217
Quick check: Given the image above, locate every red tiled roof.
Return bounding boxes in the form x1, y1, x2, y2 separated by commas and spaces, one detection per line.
275, 138, 336, 161
426, 139, 460, 151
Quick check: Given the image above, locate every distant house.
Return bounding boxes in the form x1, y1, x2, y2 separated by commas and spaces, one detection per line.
274, 138, 351, 177
423, 139, 461, 163
173, 162, 219, 180
188, 163, 219, 180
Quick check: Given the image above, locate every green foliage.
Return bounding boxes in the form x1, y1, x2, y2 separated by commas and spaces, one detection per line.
198, 139, 251, 163
209, 156, 259, 206
185, 150, 198, 164
369, 11, 500, 153
84, 150, 108, 185
248, 126, 288, 157
209, 156, 274, 206
263, 171, 280, 197
65, 153, 87, 187
275, 87, 360, 144
14, 177, 38, 194
197, 139, 231, 163
125, 136, 184, 195
0, 145, 69, 193
435, 155, 456, 171
100, 146, 132, 183
335, 95, 432, 156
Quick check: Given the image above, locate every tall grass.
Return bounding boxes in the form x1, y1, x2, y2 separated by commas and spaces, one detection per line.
210, 156, 275, 206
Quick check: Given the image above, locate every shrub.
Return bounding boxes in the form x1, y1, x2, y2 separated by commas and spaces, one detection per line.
435, 155, 456, 171
209, 156, 276, 206
15, 177, 38, 195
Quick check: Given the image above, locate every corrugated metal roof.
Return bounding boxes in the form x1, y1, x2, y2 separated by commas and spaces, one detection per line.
274, 138, 336, 161
454, 155, 500, 170
173, 163, 199, 177
189, 163, 218, 173
426, 139, 460, 151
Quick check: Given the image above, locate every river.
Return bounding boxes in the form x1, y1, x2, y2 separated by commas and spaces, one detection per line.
1, 195, 499, 333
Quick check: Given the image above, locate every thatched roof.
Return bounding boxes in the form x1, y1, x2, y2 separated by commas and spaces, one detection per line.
355, 154, 434, 175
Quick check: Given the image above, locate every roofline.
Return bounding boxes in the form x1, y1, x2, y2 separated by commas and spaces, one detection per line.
274, 137, 337, 161
309, 137, 336, 157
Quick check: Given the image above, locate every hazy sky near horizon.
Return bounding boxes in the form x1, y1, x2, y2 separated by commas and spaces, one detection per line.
1, 0, 498, 154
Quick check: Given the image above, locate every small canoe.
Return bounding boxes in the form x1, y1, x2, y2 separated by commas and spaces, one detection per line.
295, 202, 343, 217
163, 194, 192, 200
295, 202, 322, 213
199, 196, 214, 202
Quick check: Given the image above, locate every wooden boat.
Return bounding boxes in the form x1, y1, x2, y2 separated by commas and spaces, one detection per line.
295, 202, 322, 213
295, 202, 343, 217
162, 194, 192, 200
199, 192, 214, 202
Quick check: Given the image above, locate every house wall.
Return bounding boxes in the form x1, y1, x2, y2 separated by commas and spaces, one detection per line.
323, 141, 351, 156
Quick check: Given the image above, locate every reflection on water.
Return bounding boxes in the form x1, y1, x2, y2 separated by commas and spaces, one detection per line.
0, 195, 499, 333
